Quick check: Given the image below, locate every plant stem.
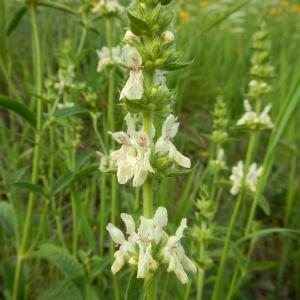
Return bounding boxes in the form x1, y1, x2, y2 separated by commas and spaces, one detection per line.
99, 174, 107, 257
147, 280, 155, 300
213, 122, 258, 300
143, 112, 154, 219
12, 3, 43, 299
211, 190, 244, 300
196, 233, 205, 300
76, 27, 87, 57
105, 17, 120, 300
224, 130, 260, 300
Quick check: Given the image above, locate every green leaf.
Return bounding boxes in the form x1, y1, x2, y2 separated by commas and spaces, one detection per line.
160, 61, 190, 71
236, 228, 300, 245
160, 0, 173, 5
50, 172, 74, 196
0, 95, 36, 129
37, 0, 78, 15
90, 257, 112, 279
166, 163, 198, 177
73, 165, 99, 182
74, 151, 95, 172
6, 5, 27, 35
36, 280, 83, 300
0, 202, 17, 237
53, 105, 89, 120
247, 261, 279, 273
9, 167, 29, 184
35, 244, 85, 281
10, 181, 44, 196
257, 195, 270, 216
200, 0, 249, 34
127, 11, 151, 36
123, 99, 150, 113
125, 271, 146, 300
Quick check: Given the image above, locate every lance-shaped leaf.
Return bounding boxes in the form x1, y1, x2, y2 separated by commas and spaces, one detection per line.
37, 0, 78, 15
0, 202, 17, 237
0, 95, 36, 129
127, 11, 151, 36
160, 61, 190, 71
53, 105, 89, 120
6, 5, 27, 35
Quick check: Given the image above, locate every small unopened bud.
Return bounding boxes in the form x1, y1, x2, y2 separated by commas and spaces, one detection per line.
128, 256, 138, 266
154, 155, 173, 171
162, 31, 175, 44
123, 30, 140, 43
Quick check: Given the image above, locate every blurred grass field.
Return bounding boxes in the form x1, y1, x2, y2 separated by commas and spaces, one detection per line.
0, 0, 300, 299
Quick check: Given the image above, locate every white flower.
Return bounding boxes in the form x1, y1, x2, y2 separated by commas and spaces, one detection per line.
229, 161, 244, 195
57, 102, 74, 109
246, 163, 263, 193
162, 31, 175, 44
92, 0, 124, 15
106, 214, 137, 274
122, 46, 143, 71
54, 65, 75, 94
123, 30, 140, 43
132, 131, 154, 187
120, 46, 144, 100
133, 149, 154, 187
248, 80, 272, 97
107, 207, 196, 283
96, 46, 122, 72
161, 218, 197, 284
106, 113, 155, 186
229, 161, 263, 195
108, 113, 137, 184
155, 114, 191, 168
120, 71, 144, 100
237, 100, 273, 129
210, 147, 226, 169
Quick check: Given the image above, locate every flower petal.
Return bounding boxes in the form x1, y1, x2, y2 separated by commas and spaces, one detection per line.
120, 71, 144, 100
153, 207, 168, 229
162, 114, 179, 139
106, 223, 125, 244
121, 213, 136, 235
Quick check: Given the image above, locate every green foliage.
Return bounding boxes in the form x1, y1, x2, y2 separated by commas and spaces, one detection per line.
5, 5, 27, 35
35, 244, 86, 291
125, 271, 147, 300
0, 95, 36, 129
0, 202, 17, 237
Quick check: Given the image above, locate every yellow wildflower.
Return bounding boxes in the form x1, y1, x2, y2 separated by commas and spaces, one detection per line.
200, 1, 209, 9
281, 0, 289, 8
269, 7, 278, 16
292, 4, 300, 13
179, 10, 190, 23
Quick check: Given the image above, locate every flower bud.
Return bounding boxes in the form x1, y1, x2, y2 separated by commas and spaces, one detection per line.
151, 40, 161, 58
162, 31, 175, 44
151, 5, 161, 25
154, 155, 174, 171
123, 30, 140, 43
